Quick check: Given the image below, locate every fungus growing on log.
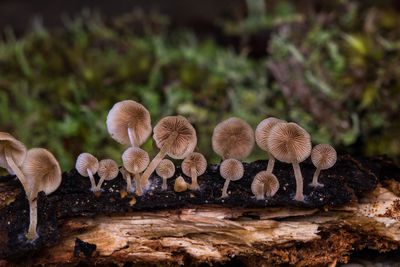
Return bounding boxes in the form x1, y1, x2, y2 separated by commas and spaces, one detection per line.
251, 171, 279, 200
219, 158, 244, 198
174, 176, 188, 192
75, 153, 99, 191
311, 144, 337, 187
22, 148, 61, 240
181, 152, 207, 190
268, 122, 311, 201
122, 147, 150, 196
156, 159, 175, 190
95, 159, 119, 191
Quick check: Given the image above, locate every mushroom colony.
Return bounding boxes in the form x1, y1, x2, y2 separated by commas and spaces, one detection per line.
0, 100, 337, 240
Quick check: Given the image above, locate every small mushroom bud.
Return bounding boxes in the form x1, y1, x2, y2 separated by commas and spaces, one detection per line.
75, 153, 99, 191
219, 159, 244, 198
156, 159, 175, 190
122, 147, 150, 196
174, 176, 188, 192
95, 159, 119, 192
310, 144, 337, 187
181, 152, 207, 190
251, 171, 279, 200
119, 166, 132, 192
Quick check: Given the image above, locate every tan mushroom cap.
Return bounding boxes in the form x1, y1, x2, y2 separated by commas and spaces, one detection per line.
76, 153, 99, 177
220, 159, 244, 181
0, 132, 27, 169
122, 147, 150, 174
311, 144, 337, 170
181, 152, 207, 177
174, 176, 188, 192
212, 117, 254, 160
22, 148, 62, 195
153, 116, 197, 159
98, 159, 119, 181
251, 171, 279, 198
268, 122, 311, 163
255, 118, 286, 152
156, 159, 175, 179
106, 100, 152, 147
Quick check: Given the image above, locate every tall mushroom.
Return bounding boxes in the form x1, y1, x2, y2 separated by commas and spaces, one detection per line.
268, 122, 311, 202
141, 116, 197, 189
212, 117, 254, 160
251, 171, 279, 200
0, 132, 30, 196
310, 144, 337, 187
75, 153, 99, 191
122, 147, 150, 196
95, 159, 119, 191
219, 158, 244, 198
255, 118, 286, 173
106, 100, 152, 148
22, 148, 62, 240
156, 159, 175, 190
181, 152, 207, 190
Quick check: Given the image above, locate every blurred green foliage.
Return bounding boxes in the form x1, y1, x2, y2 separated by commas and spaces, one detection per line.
0, 1, 400, 172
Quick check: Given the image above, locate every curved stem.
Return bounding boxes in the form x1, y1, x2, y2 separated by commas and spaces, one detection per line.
135, 173, 143, 196
189, 167, 199, 190
26, 199, 38, 240
5, 147, 31, 197
141, 132, 178, 189
126, 173, 133, 192
162, 177, 167, 190
128, 127, 137, 148
292, 162, 304, 202
266, 153, 275, 174
221, 179, 230, 198
87, 169, 96, 191
95, 176, 106, 192
311, 168, 322, 187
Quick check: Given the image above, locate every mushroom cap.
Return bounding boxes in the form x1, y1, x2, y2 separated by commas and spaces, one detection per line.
0, 132, 27, 169
153, 116, 197, 159
251, 171, 279, 198
106, 100, 152, 147
311, 144, 337, 170
156, 159, 175, 179
174, 176, 188, 192
75, 153, 99, 177
98, 159, 119, 181
255, 118, 286, 152
22, 148, 62, 195
220, 159, 244, 181
267, 122, 311, 163
212, 117, 254, 160
122, 147, 149, 174
181, 152, 207, 177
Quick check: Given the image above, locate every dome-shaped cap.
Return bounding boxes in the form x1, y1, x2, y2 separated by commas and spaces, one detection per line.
0, 132, 27, 169
220, 159, 244, 181
251, 171, 279, 198
106, 100, 152, 147
212, 117, 254, 160
255, 118, 286, 152
181, 152, 207, 177
156, 159, 175, 179
98, 159, 119, 181
268, 122, 311, 163
311, 144, 337, 170
122, 147, 149, 174
153, 116, 197, 159
76, 153, 99, 177
22, 148, 62, 195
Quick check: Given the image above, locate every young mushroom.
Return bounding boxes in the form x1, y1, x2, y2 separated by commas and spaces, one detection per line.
95, 159, 119, 192
122, 147, 150, 196
251, 171, 279, 200
156, 159, 175, 190
255, 118, 286, 173
174, 176, 188, 192
220, 158, 244, 198
22, 148, 62, 240
141, 115, 197, 190
106, 100, 152, 147
181, 152, 207, 190
268, 122, 311, 202
75, 153, 99, 191
119, 166, 132, 192
310, 144, 337, 187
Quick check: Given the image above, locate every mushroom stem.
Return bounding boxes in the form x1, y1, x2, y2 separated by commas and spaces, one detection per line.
26, 199, 38, 240
311, 168, 323, 187
221, 179, 230, 198
141, 132, 178, 189
126, 173, 133, 192
95, 176, 106, 192
135, 173, 143, 196
128, 127, 137, 148
189, 167, 199, 190
87, 169, 96, 191
266, 153, 275, 174
292, 162, 304, 202
5, 147, 31, 197
162, 178, 168, 190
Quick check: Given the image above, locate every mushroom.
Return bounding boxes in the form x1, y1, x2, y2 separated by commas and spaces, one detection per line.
22, 148, 62, 240
255, 117, 286, 173
119, 166, 132, 192
310, 144, 337, 187
268, 122, 311, 202
106, 100, 152, 147
181, 152, 207, 190
219, 158, 244, 198
251, 171, 279, 200
212, 117, 254, 160
122, 147, 149, 196
156, 159, 175, 190
141, 115, 197, 189
0, 132, 30, 196
95, 159, 119, 192
174, 176, 188, 192
75, 153, 99, 191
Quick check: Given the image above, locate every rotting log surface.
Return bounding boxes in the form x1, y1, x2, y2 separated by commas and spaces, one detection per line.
0, 155, 399, 266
